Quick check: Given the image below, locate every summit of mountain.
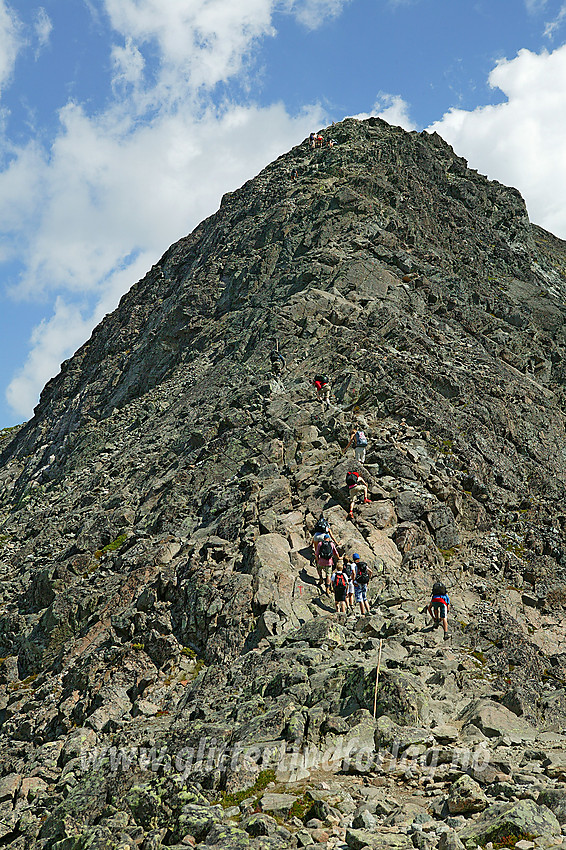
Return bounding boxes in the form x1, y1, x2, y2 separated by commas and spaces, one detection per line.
1, 117, 566, 848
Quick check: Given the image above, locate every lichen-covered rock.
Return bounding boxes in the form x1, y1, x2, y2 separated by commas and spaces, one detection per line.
457, 799, 561, 844
446, 774, 488, 814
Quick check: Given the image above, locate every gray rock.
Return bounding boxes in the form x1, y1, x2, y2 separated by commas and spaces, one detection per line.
446, 774, 488, 814
458, 799, 561, 843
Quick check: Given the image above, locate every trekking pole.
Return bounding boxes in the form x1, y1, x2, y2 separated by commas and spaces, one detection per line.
373, 638, 383, 720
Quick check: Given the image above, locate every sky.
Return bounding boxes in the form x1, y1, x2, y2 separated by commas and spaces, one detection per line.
1, 0, 566, 429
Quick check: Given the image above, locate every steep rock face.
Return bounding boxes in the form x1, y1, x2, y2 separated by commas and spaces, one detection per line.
1, 118, 566, 847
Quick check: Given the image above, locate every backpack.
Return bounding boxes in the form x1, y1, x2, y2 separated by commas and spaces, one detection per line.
346, 471, 359, 487
355, 430, 368, 447
432, 582, 447, 597
314, 374, 328, 385
333, 571, 348, 590
314, 516, 329, 534
355, 561, 370, 585
319, 540, 333, 559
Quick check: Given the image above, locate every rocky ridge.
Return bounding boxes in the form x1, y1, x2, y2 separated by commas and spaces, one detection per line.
0, 117, 566, 848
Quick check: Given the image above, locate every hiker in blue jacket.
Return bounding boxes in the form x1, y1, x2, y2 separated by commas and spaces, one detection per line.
428, 581, 450, 640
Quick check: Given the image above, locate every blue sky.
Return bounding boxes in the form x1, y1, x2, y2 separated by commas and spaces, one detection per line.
1, 0, 566, 429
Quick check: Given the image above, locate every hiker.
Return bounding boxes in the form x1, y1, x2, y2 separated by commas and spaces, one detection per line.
428, 581, 450, 640
351, 553, 372, 615
315, 533, 340, 596
270, 350, 286, 376
291, 168, 298, 180
313, 375, 330, 407
345, 470, 371, 519
346, 563, 355, 612
331, 560, 348, 613
311, 515, 339, 556
309, 132, 316, 149
343, 425, 369, 463
315, 134, 324, 148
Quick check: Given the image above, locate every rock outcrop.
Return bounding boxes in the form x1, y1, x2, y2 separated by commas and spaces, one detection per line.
1, 117, 566, 847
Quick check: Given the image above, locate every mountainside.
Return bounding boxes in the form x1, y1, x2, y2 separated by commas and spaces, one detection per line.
2, 117, 566, 848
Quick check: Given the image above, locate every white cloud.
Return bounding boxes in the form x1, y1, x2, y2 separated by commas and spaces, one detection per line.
544, 3, 566, 37
290, 0, 353, 30
427, 44, 566, 239
111, 37, 145, 89
525, 0, 549, 11
0, 1, 22, 95
351, 93, 416, 131
103, 0, 276, 98
33, 7, 52, 53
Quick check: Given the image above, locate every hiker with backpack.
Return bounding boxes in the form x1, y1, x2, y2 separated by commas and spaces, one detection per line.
313, 375, 331, 407
331, 560, 348, 613
311, 515, 339, 555
270, 350, 286, 376
315, 533, 340, 596
345, 470, 371, 519
344, 425, 369, 463
351, 553, 372, 615
428, 581, 450, 640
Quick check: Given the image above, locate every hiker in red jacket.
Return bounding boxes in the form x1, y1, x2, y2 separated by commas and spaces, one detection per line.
345, 470, 371, 519
313, 375, 330, 407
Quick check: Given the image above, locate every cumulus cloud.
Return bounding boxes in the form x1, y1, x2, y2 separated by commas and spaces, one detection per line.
103, 0, 276, 97
351, 93, 417, 131
428, 44, 566, 239
111, 37, 145, 89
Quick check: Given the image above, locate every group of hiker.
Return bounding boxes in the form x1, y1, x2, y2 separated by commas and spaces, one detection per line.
309, 132, 336, 150
267, 347, 451, 639
311, 516, 372, 615
310, 514, 450, 636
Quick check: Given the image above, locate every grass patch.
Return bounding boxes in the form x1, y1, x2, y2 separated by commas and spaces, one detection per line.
94, 533, 128, 560
289, 795, 311, 821
181, 647, 197, 659
219, 769, 276, 809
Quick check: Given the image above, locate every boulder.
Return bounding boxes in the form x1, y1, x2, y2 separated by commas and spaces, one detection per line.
460, 698, 537, 741
457, 799, 561, 844
446, 774, 488, 814
538, 787, 566, 823
284, 617, 345, 648
345, 828, 412, 849
260, 792, 297, 818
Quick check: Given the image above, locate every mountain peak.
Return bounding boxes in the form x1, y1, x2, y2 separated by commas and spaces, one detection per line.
1, 118, 566, 848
